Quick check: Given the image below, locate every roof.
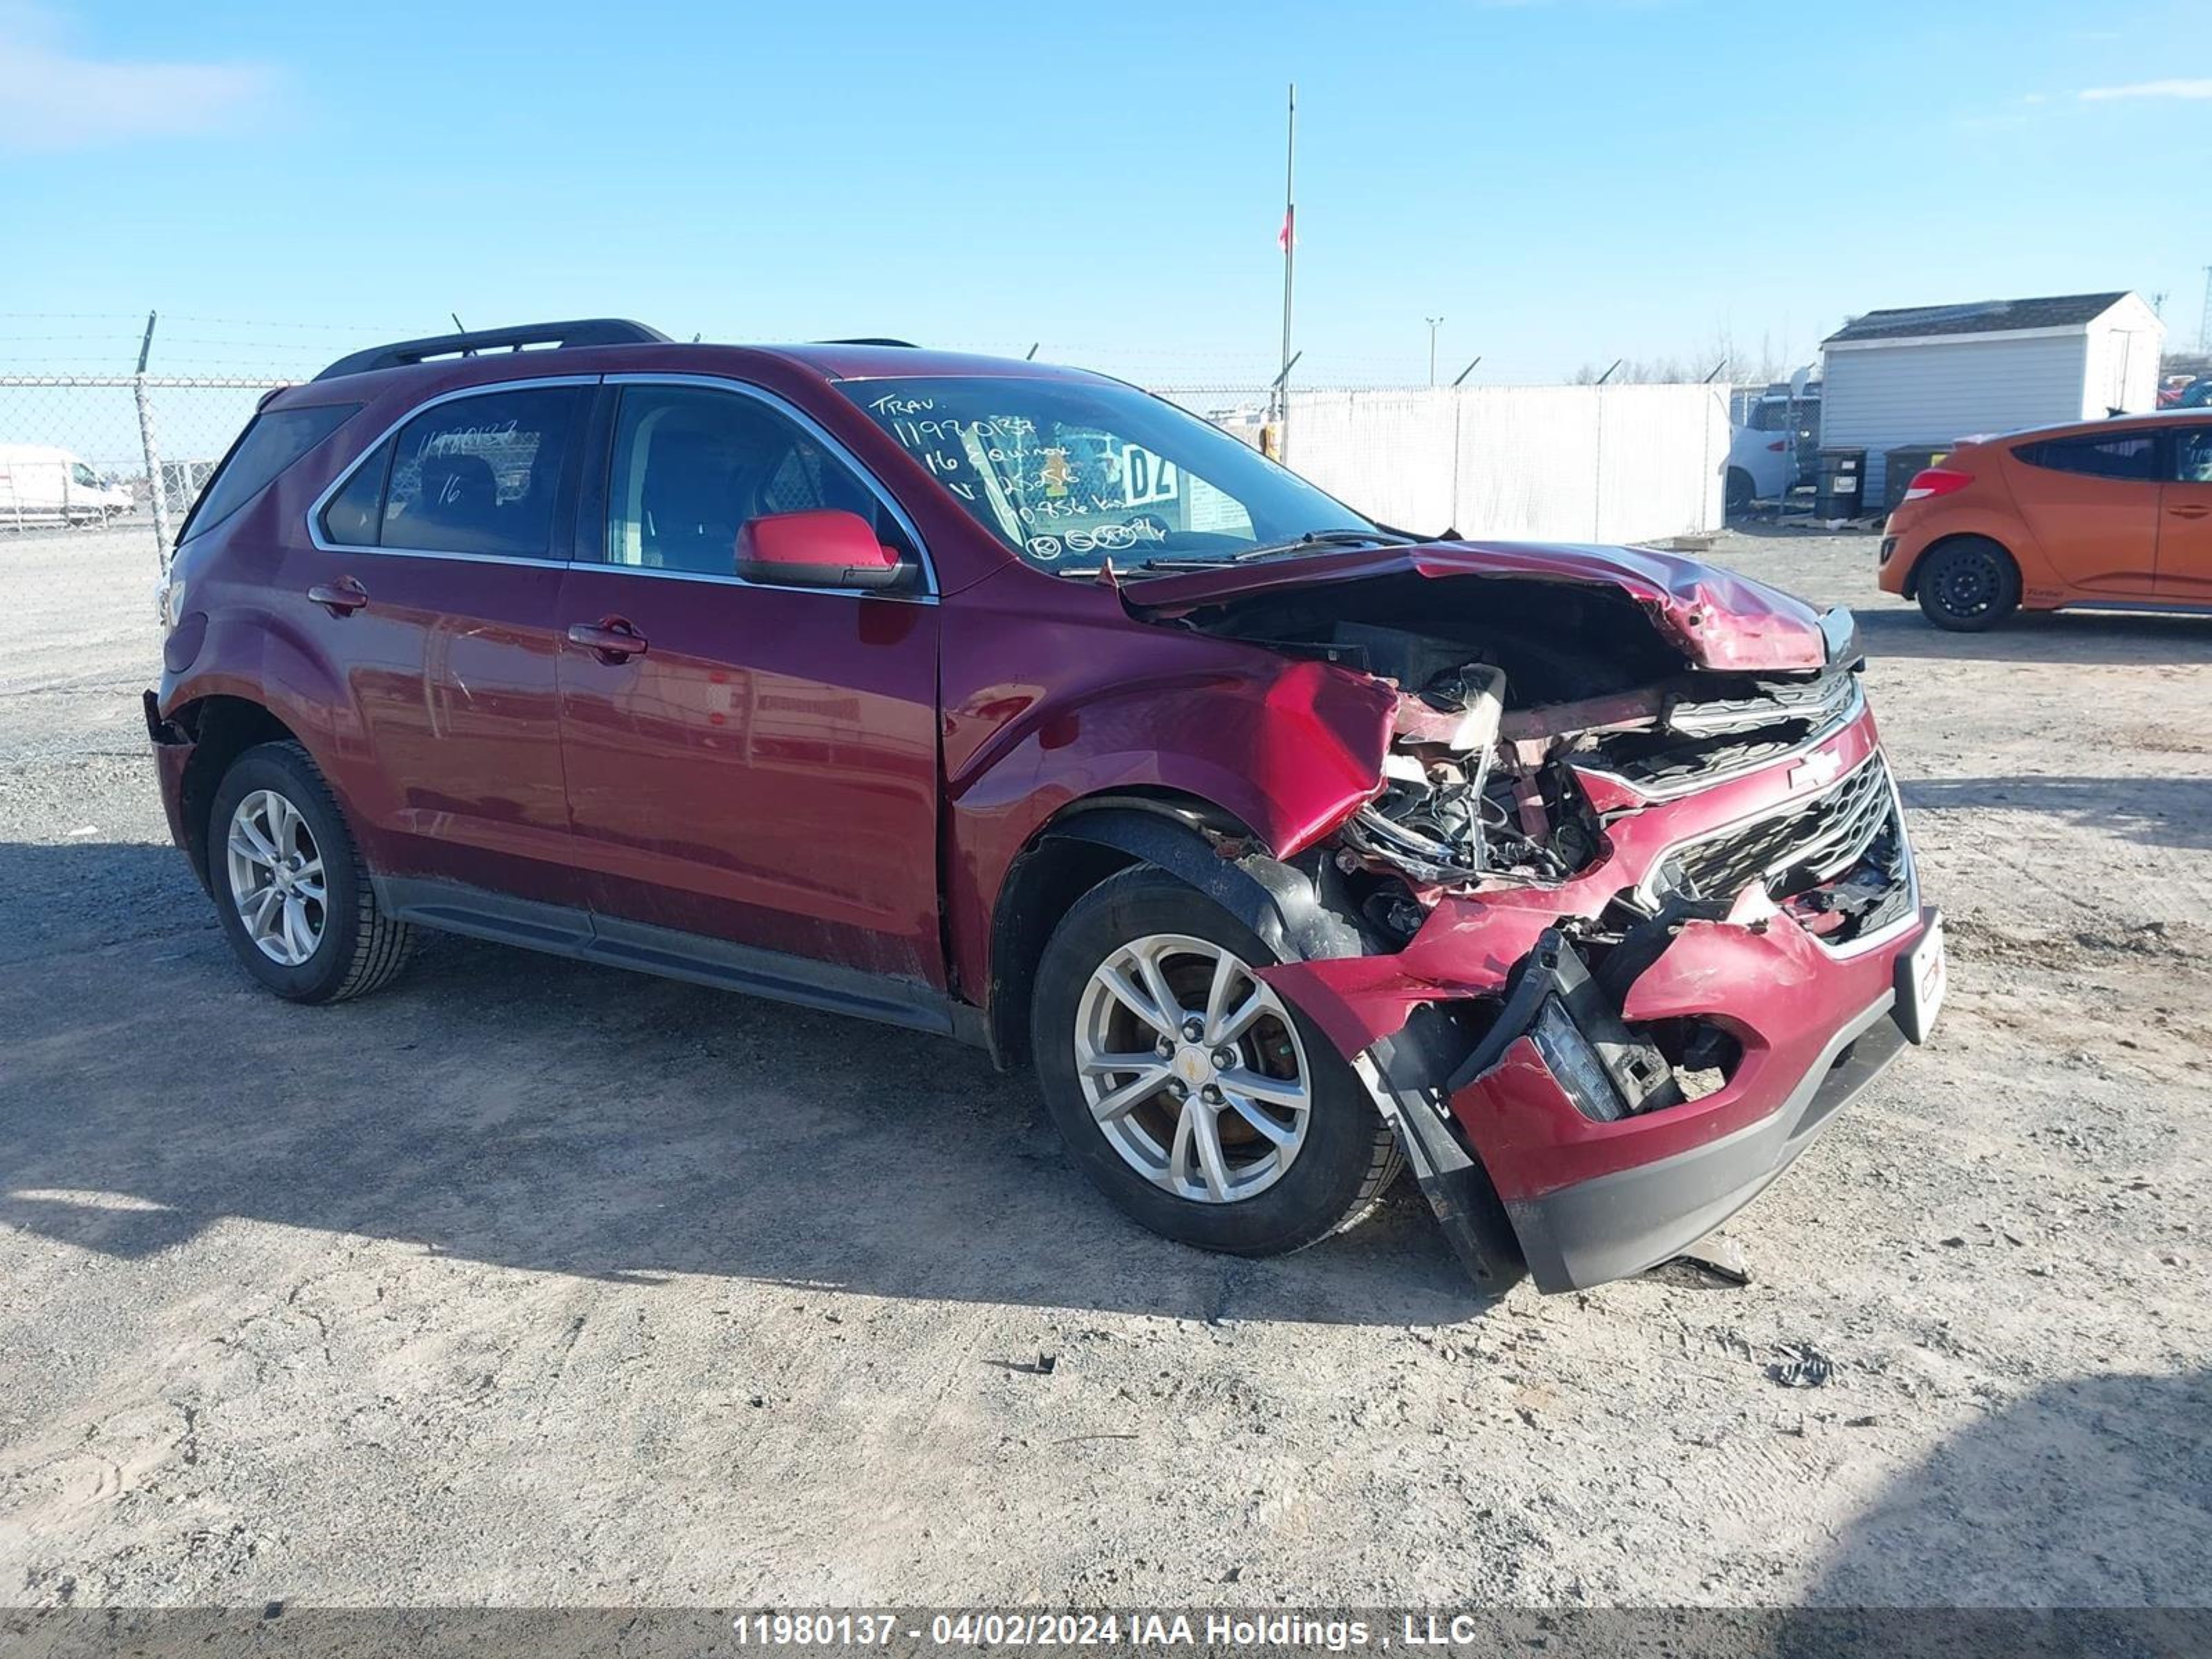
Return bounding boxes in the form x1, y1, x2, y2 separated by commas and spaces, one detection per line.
1950, 408, 2212, 447
1823, 292, 2133, 346
303, 321, 1106, 393
297, 335, 1109, 399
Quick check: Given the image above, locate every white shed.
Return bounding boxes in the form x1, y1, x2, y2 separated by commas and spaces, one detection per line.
1819, 291, 2164, 503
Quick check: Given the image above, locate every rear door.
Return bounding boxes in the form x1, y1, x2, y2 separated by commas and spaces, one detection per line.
2006, 429, 2162, 595
297, 379, 590, 906
2157, 425, 2212, 606
554, 377, 944, 982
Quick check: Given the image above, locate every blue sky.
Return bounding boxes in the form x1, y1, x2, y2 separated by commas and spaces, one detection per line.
1, 0, 2207, 386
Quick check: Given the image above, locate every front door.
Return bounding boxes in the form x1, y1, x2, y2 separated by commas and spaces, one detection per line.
2157, 426, 2212, 606
554, 381, 943, 983
294, 379, 588, 905
2008, 427, 2162, 596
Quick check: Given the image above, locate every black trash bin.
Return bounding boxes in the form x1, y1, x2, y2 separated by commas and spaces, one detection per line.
1883, 444, 1953, 514
1815, 447, 1866, 520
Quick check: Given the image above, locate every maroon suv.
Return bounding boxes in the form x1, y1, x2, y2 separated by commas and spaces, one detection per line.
148, 319, 1944, 1293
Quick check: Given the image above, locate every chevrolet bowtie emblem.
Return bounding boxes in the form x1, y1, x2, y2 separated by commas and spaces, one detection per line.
1792, 748, 1845, 789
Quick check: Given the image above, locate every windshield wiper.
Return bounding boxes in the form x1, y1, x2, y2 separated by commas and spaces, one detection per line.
1050, 530, 1407, 579
1229, 527, 1409, 562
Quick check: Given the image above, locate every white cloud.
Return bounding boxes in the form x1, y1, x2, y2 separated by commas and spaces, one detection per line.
0, 3, 276, 153
2077, 78, 2212, 101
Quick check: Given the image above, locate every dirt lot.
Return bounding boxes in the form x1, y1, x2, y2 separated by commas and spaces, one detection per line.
2, 523, 2208, 1610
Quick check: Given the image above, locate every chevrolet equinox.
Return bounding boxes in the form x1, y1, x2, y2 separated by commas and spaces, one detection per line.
147, 319, 1945, 1292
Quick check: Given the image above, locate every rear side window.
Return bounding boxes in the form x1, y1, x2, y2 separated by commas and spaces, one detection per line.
180, 404, 359, 543
2014, 432, 2157, 480
319, 386, 581, 558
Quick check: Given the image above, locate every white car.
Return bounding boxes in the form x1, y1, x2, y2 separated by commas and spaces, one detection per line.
0, 443, 135, 527
1725, 391, 1820, 512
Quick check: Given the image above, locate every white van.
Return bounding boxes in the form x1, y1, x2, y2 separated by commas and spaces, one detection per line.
0, 444, 136, 528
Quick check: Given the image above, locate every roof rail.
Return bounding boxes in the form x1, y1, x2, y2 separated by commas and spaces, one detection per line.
312, 319, 671, 382
816, 337, 920, 348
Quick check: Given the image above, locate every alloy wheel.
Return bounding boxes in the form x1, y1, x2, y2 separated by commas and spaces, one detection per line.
225, 789, 327, 966
1073, 932, 1312, 1203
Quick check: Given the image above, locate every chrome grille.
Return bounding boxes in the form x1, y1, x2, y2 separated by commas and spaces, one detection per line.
1657, 753, 1912, 946
1599, 674, 1862, 791
1662, 668, 1859, 739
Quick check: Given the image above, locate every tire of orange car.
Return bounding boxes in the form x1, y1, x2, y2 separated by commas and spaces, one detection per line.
1914, 536, 2021, 633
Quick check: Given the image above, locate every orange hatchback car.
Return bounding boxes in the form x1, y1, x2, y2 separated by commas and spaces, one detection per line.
1878, 412, 2212, 630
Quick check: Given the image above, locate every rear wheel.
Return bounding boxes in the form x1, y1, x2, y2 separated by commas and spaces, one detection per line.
1915, 536, 2020, 632
1725, 467, 1754, 513
207, 741, 415, 1004
1031, 866, 1400, 1257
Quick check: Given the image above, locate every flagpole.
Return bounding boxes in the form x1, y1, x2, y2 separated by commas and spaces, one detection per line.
1277, 82, 1297, 460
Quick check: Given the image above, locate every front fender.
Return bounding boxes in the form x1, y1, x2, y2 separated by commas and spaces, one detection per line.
944, 650, 1394, 1002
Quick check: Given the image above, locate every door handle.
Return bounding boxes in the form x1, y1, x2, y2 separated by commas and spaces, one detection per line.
2169, 504, 2211, 520
568, 617, 649, 664
307, 577, 368, 616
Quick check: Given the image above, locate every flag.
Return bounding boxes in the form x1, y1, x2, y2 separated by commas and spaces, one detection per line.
1277, 206, 1295, 252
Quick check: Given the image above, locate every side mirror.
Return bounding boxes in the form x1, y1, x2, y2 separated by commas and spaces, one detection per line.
734, 509, 906, 590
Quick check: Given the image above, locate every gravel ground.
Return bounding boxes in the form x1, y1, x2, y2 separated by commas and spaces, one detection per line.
1, 522, 2208, 1610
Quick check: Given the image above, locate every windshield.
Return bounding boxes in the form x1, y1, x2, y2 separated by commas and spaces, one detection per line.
834, 375, 1382, 570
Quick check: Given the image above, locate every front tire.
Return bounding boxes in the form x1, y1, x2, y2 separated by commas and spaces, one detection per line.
1031, 866, 1400, 1257
1915, 536, 2019, 632
207, 740, 415, 1004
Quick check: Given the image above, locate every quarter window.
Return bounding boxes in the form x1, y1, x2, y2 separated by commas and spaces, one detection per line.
2015, 432, 2157, 481
181, 403, 360, 544
319, 443, 387, 545
373, 386, 581, 557
602, 385, 910, 580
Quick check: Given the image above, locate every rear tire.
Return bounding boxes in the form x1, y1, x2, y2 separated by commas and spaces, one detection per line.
1725, 467, 1754, 513
207, 741, 415, 1004
1915, 536, 2020, 632
1030, 865, 1400, 1257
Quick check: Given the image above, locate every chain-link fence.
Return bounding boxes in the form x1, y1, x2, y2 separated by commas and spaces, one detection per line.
1, 373, 281, 772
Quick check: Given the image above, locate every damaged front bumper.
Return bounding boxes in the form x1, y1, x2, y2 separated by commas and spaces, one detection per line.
1445, 903, 1932, 1291
1332, 899, 1936, 1293
1264, 715, 1942, 1293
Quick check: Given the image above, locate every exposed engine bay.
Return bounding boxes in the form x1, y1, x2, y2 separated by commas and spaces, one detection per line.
1161, 568, 1874, 923
1107, 550, 1929, 1293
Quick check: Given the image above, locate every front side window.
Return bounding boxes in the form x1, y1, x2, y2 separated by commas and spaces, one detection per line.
377, 386, 581, 557
835, 375, 1381, 572
2171, 428, 2212, 484
602, 384, 910, 579
71, 462, 100, 488
2015, 432, 2157, 481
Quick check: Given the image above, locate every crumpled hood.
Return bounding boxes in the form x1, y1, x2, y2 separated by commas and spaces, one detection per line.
1119, 541, 1835, 673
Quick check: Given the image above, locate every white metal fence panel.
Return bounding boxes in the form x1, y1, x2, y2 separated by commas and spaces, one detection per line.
1582, 383, 1731, 543
1291, 380, 1725, 542
1280, 388, 1461, 532
1156, 381, 1730, 544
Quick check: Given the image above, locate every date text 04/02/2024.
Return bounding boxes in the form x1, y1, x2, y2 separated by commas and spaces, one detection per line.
726, 1612, 1535, 1650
